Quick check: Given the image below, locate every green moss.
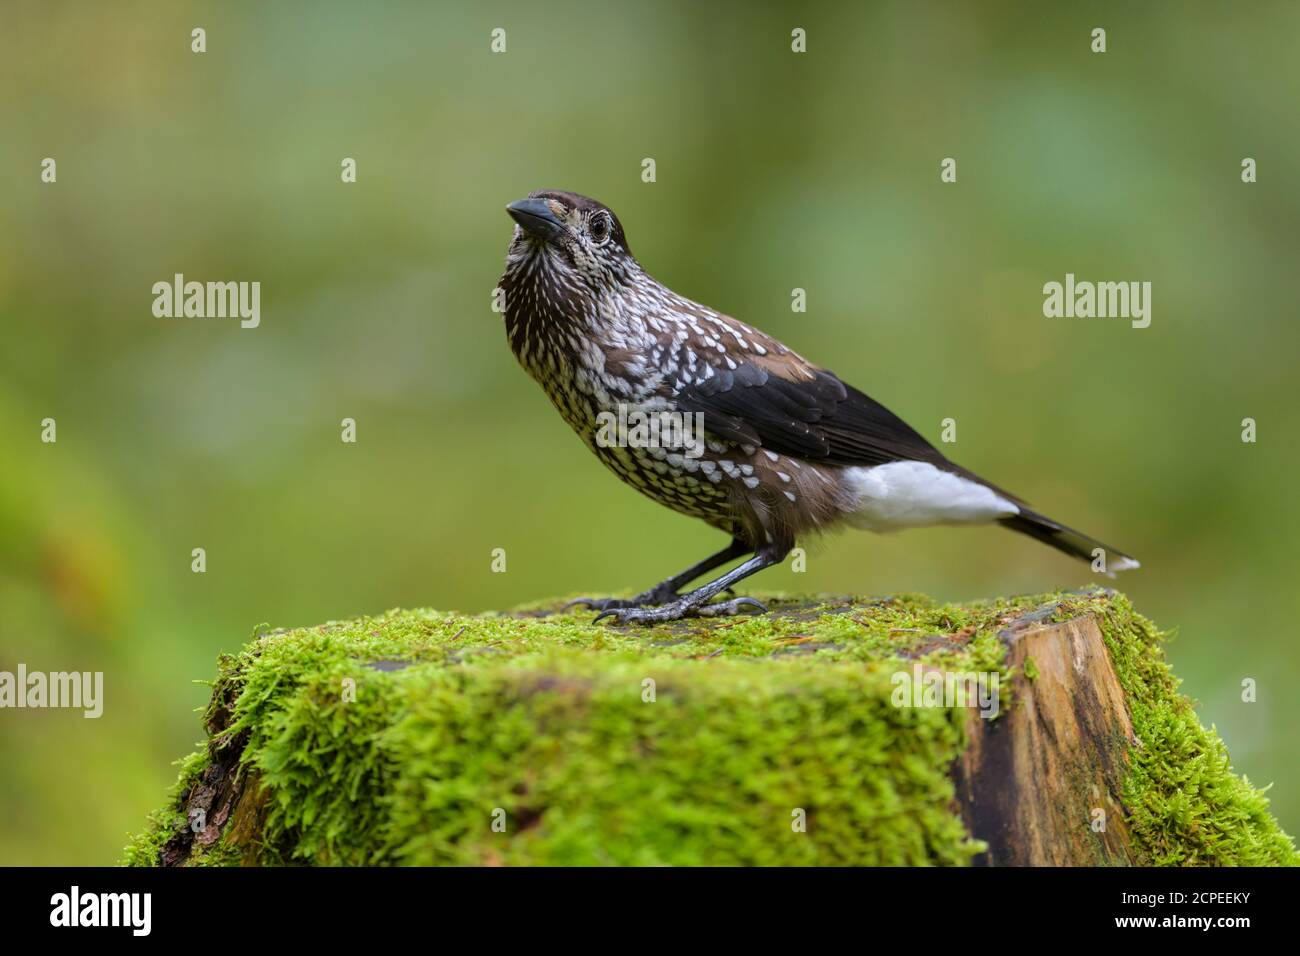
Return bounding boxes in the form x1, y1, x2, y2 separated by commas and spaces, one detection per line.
120, 747, 208, 867
125, 589, 1296, 866
1056, 591, 1298, 866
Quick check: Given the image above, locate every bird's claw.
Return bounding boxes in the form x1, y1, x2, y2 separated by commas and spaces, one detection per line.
593, 595, 768, 626
564, 588, 678, 613
696, 596, 767, 617
564, 596, 630, 611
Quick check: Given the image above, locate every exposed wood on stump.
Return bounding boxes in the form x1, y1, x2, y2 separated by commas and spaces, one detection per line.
159, 668, 267, 867
952, 604, 1138, 865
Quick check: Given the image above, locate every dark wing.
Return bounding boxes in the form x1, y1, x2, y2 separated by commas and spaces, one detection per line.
674, 360, 940, 467
671, 353, 1027, 504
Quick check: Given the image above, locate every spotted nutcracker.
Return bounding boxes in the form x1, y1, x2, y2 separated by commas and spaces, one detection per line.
498, 190, 1139, 624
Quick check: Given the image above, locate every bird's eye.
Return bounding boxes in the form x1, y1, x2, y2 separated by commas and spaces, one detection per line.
589, 213, 611, 243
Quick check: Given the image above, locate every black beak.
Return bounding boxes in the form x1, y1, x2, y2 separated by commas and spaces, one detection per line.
506, 197, 566, 242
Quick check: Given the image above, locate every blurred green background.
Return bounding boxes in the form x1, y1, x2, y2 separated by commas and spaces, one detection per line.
2, 1, 1297, 864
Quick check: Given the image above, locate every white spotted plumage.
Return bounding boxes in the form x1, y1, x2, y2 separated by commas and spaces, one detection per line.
498, 189, 1139, 576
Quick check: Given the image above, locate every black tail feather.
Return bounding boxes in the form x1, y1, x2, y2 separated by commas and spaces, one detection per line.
999, 509, 1139, 573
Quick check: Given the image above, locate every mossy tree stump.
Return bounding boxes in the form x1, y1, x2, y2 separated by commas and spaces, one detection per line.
125, 588, 1296, 867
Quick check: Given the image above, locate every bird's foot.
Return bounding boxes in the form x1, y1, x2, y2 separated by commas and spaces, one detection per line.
593, 595, 768, 626
563, 585, 679, 613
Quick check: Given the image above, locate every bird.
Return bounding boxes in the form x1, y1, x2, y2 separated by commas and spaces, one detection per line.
497, 189, 1139, 625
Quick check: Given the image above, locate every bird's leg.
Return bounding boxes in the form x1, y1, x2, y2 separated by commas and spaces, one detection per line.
593, 547, 786, 625
565, 539, 750, 612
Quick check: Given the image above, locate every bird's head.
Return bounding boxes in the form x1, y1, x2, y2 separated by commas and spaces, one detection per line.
504, 190, 634, 288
